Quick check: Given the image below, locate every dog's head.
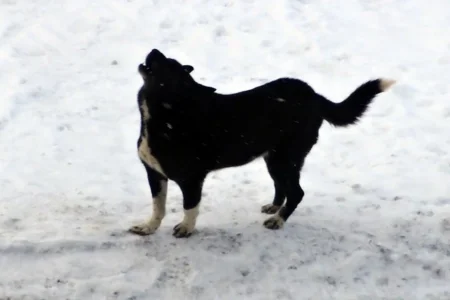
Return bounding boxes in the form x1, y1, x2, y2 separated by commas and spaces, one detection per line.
138, 49, 215, 94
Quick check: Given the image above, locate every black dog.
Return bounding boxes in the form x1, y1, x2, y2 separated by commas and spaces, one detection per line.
129, 49, 395, 238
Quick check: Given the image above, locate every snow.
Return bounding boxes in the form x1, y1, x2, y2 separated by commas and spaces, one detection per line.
1, 0, 450, 299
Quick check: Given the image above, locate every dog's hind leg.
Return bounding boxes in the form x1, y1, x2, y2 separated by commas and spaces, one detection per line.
263, 134, 317, 229
262, 156, 304, 229
129, 165, 168, 235
173, 176, 205, 238
261, 156, 286, 214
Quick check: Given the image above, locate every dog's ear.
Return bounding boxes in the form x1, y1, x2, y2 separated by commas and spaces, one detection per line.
145, 49, 167, 67
183, 65, 194, 73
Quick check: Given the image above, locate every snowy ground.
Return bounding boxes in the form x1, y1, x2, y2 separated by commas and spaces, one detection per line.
1, 0, 450, 299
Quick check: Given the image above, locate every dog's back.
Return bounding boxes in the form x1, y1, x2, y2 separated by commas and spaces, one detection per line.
147, 77, 322, 172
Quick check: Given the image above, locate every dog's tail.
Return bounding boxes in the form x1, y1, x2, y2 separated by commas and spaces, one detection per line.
317, 78, 395, 127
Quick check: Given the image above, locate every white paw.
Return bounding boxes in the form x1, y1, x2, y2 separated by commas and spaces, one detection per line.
263, 215, 285, 230
261, 204, 281, 214
172, 222, 195, 238
128, 221, 160, 236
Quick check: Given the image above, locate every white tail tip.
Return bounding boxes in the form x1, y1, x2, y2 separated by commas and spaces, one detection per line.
380, 79, 396, 91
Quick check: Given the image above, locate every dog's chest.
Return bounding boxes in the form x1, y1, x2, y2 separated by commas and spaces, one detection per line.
137, 99, 166, 176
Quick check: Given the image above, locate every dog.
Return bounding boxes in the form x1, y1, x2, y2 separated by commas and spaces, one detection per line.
128, 48, 395, 238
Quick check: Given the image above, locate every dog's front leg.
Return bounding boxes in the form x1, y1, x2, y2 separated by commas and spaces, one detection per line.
129, 164, 168, 235
173, 177, 205, 238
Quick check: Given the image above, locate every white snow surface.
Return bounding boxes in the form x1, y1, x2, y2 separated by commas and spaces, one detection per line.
1, 0, 450, 299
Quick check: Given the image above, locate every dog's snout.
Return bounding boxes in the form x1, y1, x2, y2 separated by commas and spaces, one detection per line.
139, 64, 152, 74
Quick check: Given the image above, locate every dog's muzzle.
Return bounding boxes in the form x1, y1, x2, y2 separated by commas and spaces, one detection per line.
139, 63, 152, 75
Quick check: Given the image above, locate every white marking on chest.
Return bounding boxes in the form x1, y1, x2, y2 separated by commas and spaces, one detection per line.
138, 137, 165, 176
140, 101, 151, 121
276, 97, 286, 102
138, 99, 166, 176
